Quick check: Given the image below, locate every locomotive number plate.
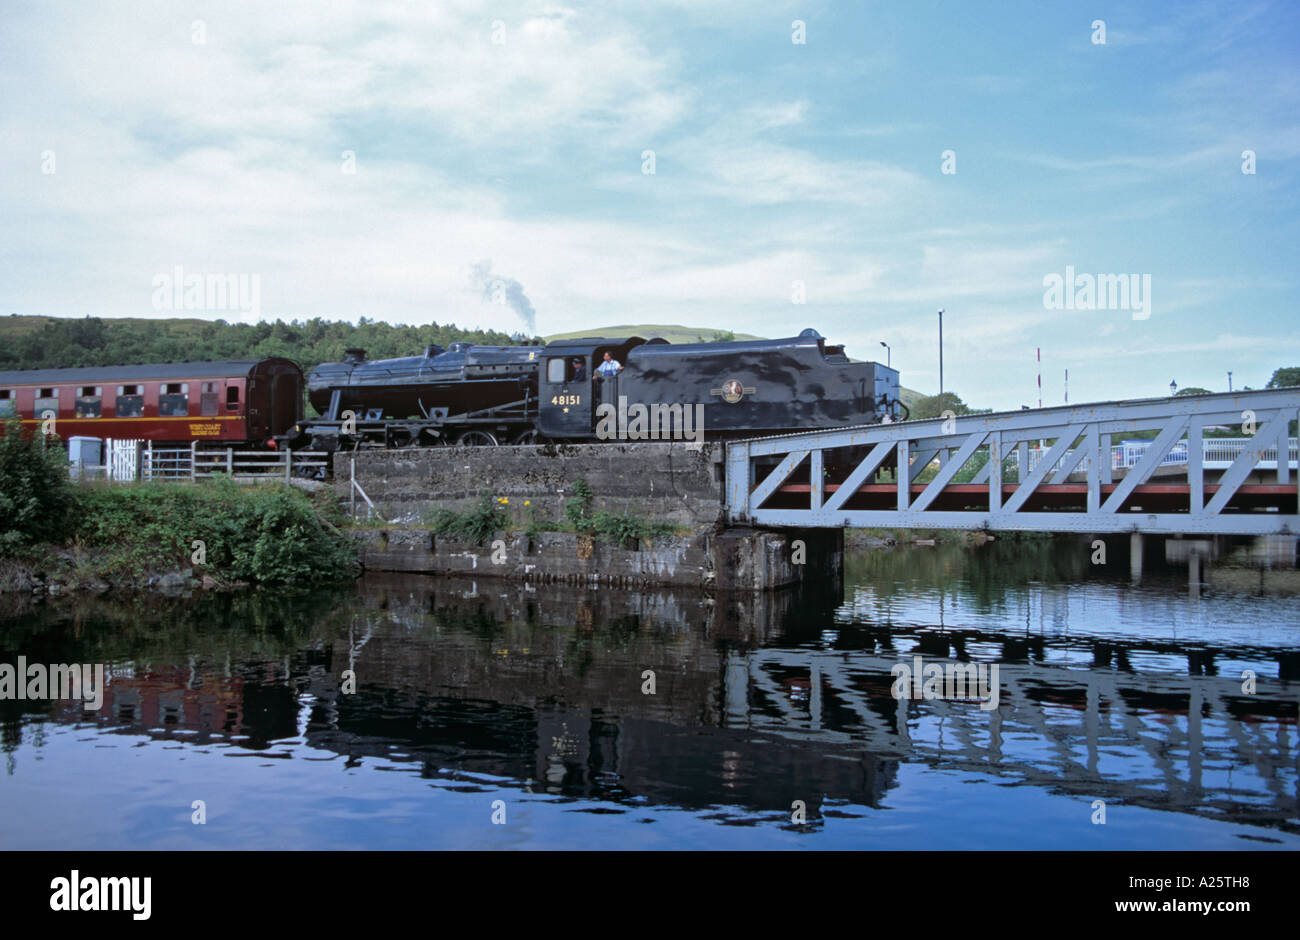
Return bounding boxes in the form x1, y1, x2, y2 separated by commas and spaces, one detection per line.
550, 394, 581, 406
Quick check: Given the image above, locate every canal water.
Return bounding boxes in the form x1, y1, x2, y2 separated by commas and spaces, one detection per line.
2, 536, 1297, 849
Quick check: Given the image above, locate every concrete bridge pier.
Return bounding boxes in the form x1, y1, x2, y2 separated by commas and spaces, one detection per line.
712, 527, 843, 593
1130, 532, 1145, 584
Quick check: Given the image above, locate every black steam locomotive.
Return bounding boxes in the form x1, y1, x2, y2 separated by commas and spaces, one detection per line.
281, 329, 904, 451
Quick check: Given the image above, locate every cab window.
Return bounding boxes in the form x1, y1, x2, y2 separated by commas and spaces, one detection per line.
547, 358, 566, 383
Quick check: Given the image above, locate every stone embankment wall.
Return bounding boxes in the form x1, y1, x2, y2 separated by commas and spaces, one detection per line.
336, 442, 842, 591
335, 441, 726, 528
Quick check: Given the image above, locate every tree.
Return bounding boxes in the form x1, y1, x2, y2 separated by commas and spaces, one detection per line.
1174, 387, 1213, 397
1266, 367, 1300, 389
0, 316, 534, 372
0, 418, 72, 553
910, 391, 981, 420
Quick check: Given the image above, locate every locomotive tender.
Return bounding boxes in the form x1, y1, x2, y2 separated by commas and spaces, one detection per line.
287, 329, 904, 451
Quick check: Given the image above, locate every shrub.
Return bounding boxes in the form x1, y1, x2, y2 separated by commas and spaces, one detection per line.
70, 478, 358, 584
0, 417, 72, 554
563, 478, 675, 542
426, 491, 508, 543
565, 479, 594, 529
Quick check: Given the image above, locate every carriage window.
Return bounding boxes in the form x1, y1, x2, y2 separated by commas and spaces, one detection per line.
76, 385, 102, 418
200, 381, 219, 417
226, 386, 240, 412
34, 387, 59, 419
0, 390, 12, 418
159, 382, 189, 416
116, 384, 144, 417
547, 358, 566, 383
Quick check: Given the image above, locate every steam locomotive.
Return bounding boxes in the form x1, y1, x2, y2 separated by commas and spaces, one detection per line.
282, 329, 904, 451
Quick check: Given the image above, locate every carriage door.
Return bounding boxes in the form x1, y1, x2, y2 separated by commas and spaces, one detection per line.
538, 356, 591, 438
269, 371, 300, 436
247, 377, 264, 438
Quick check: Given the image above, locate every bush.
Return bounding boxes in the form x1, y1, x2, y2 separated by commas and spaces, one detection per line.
0, 417, 72, 554
70, 478, 358, 584
426, 491, 508, 543
563, 478, 675, 542
565, 479, 594, 530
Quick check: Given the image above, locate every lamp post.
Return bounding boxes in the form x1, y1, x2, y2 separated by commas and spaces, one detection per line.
1170, 380, 1177, 396
937, 308, 945, 406
1227, 371, 1233, 392
880, 341, 891, 368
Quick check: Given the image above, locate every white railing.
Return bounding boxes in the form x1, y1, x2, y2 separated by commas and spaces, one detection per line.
1113, 437, 1297, 471
70, 442, 329, 483
1017, 438, 1298, 478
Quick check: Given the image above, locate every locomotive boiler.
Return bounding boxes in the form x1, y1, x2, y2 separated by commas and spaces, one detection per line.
284, 329, 904, 451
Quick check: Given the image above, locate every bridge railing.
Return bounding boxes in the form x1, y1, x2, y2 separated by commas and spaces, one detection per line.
725, 388, 1300, 535
1015, 437, 1300, 477
1115, 436, 1299, 470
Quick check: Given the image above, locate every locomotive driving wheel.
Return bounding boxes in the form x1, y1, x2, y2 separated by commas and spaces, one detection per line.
456, 430, 499, 446
512, 430, 544, 444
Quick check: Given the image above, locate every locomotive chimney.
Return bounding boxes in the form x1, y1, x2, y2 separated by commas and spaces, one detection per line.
343, 348, 367, 363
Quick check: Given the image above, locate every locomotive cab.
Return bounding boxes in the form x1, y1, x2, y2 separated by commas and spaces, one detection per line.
537, 337, 644, 439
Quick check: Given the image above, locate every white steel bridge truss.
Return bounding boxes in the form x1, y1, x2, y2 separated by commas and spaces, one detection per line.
725, 389, 1300, 535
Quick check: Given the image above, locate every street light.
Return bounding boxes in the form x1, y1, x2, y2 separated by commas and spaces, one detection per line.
1170, 380, 1177, 396
880, 341, 891, 368
937, 308, 945, 406
1227, 371, 1233, 392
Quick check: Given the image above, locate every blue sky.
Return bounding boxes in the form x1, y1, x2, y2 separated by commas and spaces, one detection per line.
1, 0, 1297, 409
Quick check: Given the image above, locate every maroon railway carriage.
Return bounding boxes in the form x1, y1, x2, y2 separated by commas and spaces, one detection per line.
0, 358, 303, 445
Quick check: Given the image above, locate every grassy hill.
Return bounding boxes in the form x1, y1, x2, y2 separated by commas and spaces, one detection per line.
543, 324, 763, 344
898, 387, 923, 409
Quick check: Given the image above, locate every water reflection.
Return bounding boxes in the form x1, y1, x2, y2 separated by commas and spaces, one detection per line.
1, 536, 1297, 847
